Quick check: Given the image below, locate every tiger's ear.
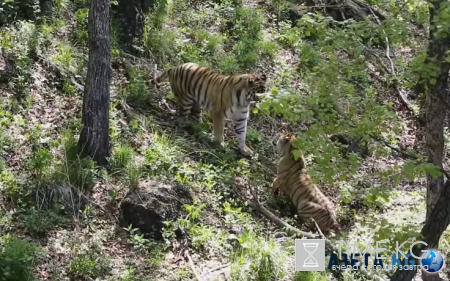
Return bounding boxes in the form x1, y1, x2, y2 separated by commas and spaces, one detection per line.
281, 123, 293, 133
260, 74, 267, 81
247, 78, 255, 86
286, 124, 293, 133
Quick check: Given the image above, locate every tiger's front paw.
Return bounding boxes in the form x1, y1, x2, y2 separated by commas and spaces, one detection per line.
272, 177, 280, 193
238, 146, 254, 158
211, 139, 226, 150
190, 116, 202, 123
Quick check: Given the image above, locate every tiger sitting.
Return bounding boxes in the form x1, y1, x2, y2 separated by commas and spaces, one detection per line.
272, 125, 341, 236
149, 63, 267, 157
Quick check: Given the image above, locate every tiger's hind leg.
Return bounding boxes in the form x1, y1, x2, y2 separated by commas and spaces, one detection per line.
173, 89, 193, 118
172, 89, 195, 132
296, 200, 334, 234
174, 91, 201, 123
177, 98, 193, 118
190, 102, 203, 123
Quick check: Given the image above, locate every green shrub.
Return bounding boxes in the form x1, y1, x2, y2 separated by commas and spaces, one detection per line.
216, 55, 240, 75
231, 230, 286, 281
75, 8, 89, 44
21, 207, 69, 237
143, 28, 183, 64
119, 68, 153, 109
143, 131, 183, 176
0, 234, 42, 281
0, 0, 39, 26
110, 144, 134, 171
51, 41, 78, 74
232, 8, 265, 69
68, 254, 110, 280
0, 170, 23, 201
51, 132, 99, 190
6, 21, 40, 96
28, 147, 53, 182
125, 163, 142, 190
55, 0, 72, 17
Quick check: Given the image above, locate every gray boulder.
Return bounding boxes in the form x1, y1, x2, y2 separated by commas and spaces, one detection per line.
119, 180, 192, 240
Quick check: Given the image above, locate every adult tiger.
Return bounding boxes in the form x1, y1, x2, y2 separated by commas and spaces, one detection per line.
150, 63, 267, 157
272, 125, 341, 236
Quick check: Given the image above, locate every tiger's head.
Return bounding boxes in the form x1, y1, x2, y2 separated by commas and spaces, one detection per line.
243, 73, 267, 102
276, 123, 293, 154
276, 124, 307, 168
276, 132, 294, 156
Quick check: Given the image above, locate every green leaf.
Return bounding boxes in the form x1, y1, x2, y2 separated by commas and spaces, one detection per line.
423, 163, 442, 179
401, 160, 417, 181
292, 149, 302, 160
291, 138, 302, 149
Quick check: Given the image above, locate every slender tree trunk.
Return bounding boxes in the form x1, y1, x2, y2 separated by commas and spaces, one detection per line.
78, 0, 111, 166
391, 0, 450, 280
421, 0, 450, 222
421, 0, 450, 280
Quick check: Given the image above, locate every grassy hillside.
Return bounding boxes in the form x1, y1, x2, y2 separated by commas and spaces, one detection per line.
0, 0, 449, 280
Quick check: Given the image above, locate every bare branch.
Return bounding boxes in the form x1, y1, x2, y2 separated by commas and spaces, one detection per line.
185, 250, 203, 281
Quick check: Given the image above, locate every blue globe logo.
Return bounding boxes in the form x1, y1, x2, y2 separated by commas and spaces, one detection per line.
421, 250, 444, 273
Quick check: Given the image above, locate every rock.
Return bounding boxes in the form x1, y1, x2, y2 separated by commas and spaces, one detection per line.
119, 180, 192, 240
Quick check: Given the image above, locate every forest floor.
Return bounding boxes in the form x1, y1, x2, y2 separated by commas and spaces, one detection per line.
0, 0, 449, 280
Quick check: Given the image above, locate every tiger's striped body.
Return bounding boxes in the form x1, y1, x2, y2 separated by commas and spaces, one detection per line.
272, 132, 341, 236
150, 63, 267, 156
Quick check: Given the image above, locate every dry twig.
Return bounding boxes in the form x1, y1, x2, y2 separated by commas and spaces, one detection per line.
200, 263, 231, 280
185, 249, 203, 281
246, 199, 320, 239
367, 6, 414, 113
175, 219, 204, 281
310, 218, 325, 239
231, 177, 334, 239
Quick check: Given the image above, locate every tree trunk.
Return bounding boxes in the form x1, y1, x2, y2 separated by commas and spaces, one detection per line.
391, 0, 450, 280
113, 0, 155, 53
421, 0, 450, 219
78, 0, 111, 166
390, 180, 450, 281
420, 0, 450, 278
39, 0, 55, 18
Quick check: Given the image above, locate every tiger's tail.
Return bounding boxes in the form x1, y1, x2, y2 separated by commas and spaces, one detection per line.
149, 65, 171, 89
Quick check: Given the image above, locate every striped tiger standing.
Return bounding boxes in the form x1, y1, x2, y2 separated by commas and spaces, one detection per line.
272, 124, 341, 236
149, 63, 267, 157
